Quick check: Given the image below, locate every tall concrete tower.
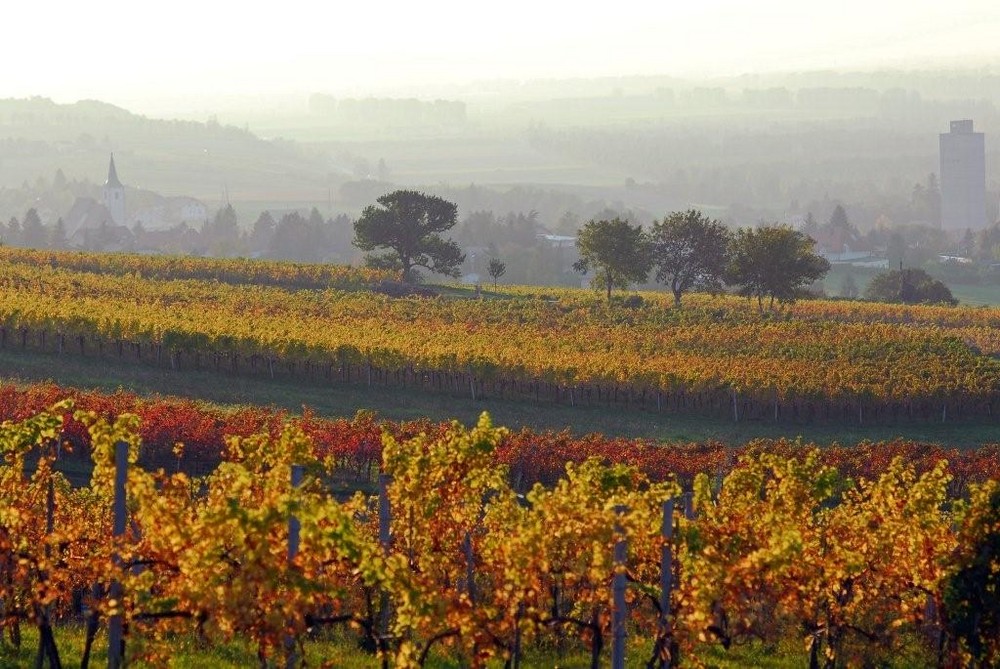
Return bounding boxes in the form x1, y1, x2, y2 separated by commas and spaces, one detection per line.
102, 153, 125, 226
939, 120, 986, 231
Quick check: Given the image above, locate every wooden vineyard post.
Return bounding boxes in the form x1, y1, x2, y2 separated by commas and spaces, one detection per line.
612, 504, 628, 669
107, 441, 127, 669
285, 464, 304, 669
462, 530, 477, 605
511, 601, 524, 669
35, 476, 63, 669
656, 498, 675, 668
923, 594, 941, 654
46, 477, 55, 534
288, 465, 304, 560
378, 473, 393, 650
378, 472, 392, 551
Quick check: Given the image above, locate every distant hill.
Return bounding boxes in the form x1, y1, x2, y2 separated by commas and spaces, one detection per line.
0, 97, 333, 220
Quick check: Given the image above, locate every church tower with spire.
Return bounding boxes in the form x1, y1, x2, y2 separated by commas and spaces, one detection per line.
102, 153, 125, 226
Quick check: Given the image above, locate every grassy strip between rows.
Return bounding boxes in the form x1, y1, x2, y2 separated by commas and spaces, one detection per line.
0, 344, 996, 448
0, 614, 925, 668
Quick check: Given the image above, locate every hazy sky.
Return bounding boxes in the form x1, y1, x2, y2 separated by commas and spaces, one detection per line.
5, 0, 999, 109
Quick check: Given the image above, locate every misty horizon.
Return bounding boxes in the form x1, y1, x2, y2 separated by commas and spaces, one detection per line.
1, 0, 999, 303
4, 1, 1000, 115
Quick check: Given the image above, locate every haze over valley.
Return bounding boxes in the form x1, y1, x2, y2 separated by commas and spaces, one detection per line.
1, 2, 999, 301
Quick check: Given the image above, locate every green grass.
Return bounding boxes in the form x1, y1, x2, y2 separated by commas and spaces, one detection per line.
0, 624, 936, 668
0, 345, 996, 448
0, 624, 375, 669
822, 264, 1000, 307
947, 282, 1000, 306
0, 623, 776, 668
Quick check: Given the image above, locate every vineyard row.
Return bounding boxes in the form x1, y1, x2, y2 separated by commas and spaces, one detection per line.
1, 319, 997, 428
2, 381, 999, 494
1, 406, 997, 668
0, 259, 997, 421
0, 246, 398, 291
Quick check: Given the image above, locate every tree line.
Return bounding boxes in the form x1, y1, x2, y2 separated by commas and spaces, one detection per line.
352, 192, 832, 309
354, 191, 830, 308
572, 212, 832, 308
0, 205, 357, 264
353, 190, 970, 308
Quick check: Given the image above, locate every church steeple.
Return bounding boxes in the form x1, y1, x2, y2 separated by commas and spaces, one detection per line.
102, 153, 125, 225
105, 153, 123, 188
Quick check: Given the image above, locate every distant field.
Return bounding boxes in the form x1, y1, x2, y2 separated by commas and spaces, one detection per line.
823, 263, 1000, 306
321, 135, 629, 188
2, 261, 999, 420
0, 249, 997, 441
948, 282, 1000, 306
